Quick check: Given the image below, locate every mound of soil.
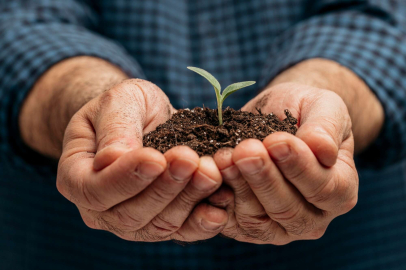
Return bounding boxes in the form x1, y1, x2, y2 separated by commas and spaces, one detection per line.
143, 107, 298, 156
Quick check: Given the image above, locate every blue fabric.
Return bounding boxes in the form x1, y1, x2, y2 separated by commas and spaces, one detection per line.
0, 0, 405, 269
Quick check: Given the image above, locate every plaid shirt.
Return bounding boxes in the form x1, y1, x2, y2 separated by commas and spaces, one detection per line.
0, 0, 405, 269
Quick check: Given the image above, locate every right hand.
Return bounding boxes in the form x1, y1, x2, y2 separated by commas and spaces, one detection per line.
57, 79, 229, 242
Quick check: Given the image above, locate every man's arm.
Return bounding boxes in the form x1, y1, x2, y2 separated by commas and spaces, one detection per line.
269, 58, 384, 154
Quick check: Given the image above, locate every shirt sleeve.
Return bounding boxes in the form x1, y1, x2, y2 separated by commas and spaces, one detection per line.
258, 0, 406, 168
0, 1, 145, 176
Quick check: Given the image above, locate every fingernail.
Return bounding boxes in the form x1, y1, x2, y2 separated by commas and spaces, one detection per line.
136, 162, 165, 180
201, 219, 223, 231
268, 143, 291, 161
221, 165, 240, 180
192, 171, 218, 191
235, 157, 264, 175
169, 158, 198, 182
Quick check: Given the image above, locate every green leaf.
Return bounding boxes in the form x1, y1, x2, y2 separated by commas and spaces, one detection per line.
187, 66, 221, 95
221, 81, 256, 103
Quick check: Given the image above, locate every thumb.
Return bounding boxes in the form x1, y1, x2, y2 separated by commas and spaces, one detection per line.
296, 91, 352, 167
91, 80, 148, 171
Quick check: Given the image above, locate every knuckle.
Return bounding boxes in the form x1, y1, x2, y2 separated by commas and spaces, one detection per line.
246, 169, 272, 190
99, 81, 145, 113
96, 215, 125, 236
271, 205, 316, 236
306, 177, 337, 206
80, 211, 98, 230
256, 226, 278, 243
98, 122, 130, 139
110, 179, 136, 199
82, 181, 109, 211
343, 111, 352, 134
221, 225, 239, 240
271, 239, 291, 246
342, 195, 358, 213
238, 214, 269, 229
112, 206, 144, 229
176, 191, 198, 209
56, 163, 78, 202
114, 232, 136, 242
284, 216, 315, 236
322, 116, 340, 137
183, 179, 213, 201
284, 158, 309, 182
317, 116, 345, 148
113, 169, 152, 198
99, 89, 117, 106
56, 175, 67, 197
308, 227, 326, 240
171, 230, 189, 243
243, 168, 280, 196
338, 176, 358, 213
147, 184, 176, 205
150, 214, 180, 235
133, 227, 168, 242
234, 184, 256, 204
237, 215, 276, 243
337, 176, 351, 195
268, 203, 302, 222
83, 218, 98, 230
122, 78, 161, 100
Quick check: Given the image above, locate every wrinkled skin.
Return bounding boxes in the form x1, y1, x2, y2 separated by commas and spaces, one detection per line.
57, 79, 229, 242
209, 82, 358, 244
57, 79, 358, 245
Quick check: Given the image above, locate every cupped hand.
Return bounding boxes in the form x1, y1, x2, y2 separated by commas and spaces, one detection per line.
209, 82, 358, 244
57, 79, 228, 242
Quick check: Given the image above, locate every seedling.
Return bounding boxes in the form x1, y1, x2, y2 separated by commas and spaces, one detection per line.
187, 67, 255, 125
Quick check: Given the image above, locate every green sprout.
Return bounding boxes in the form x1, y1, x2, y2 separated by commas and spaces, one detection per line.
187, 66, 255, 125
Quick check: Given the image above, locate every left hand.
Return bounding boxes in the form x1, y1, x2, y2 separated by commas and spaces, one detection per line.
209, 82, 359, 244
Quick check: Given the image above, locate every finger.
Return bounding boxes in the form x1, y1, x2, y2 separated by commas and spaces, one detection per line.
208, 185, 235, 210
57, 147, 166, 211
264, 132, 358, 213
297, 91, 352, 167
95, 202, 228, 243
172, 203, 228, 242
77, 206, 135, 241
99, 146, 199, 231
214, 148, 282, 243
142, 156, 222, 239
81, 203, 228, 243
207, 185, 238, 237
93, 143, 131, 171
92, 80, 147, 152
233, 139, 323, 239
92, 79, 174, 170
213, 148, 265, 217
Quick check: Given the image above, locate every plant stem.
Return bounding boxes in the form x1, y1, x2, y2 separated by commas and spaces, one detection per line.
215, 88, 223, 125
218, 104, 223, 125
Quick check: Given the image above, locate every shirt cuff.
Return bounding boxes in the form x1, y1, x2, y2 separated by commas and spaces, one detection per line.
258, 11, 406, 168
0, 23, 145, 175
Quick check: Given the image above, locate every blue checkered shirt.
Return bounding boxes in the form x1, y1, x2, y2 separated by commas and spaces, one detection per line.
1, 0, 405, 269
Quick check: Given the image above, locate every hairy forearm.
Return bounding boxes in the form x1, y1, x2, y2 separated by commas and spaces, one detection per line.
269, 58, 384, 153
19, 56, 128, 158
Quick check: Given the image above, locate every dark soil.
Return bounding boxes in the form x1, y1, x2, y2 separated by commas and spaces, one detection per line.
143, 107, 298, 156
